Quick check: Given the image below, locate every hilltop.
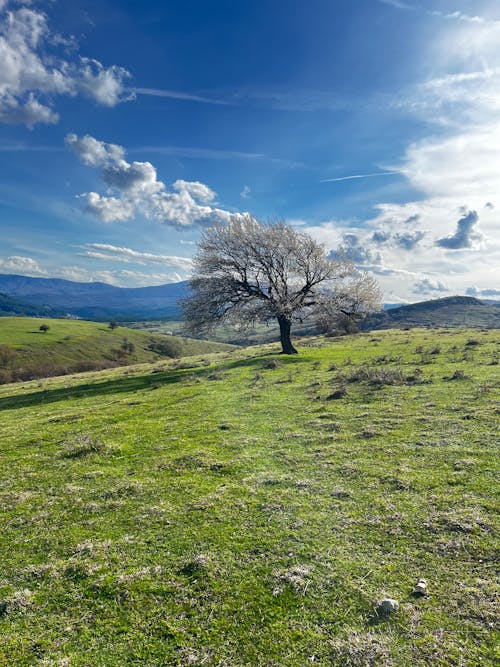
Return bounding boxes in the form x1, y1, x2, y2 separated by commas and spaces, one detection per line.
0, 328, 498, 665
362, 296, 500, 330
0, 317, 234, 383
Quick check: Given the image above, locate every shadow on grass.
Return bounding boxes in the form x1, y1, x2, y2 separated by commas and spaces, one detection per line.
0, 353, 308, 411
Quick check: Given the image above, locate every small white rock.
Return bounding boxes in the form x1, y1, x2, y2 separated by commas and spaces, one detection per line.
413, 578, 427, 595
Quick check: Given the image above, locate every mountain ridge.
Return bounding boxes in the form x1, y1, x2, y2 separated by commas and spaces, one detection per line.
0, 274, 189, 320
0, 275, 499, 328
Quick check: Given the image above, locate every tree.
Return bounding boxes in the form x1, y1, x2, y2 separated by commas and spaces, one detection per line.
108, 321, 118, 330
181, 215, 382, 354
39, 323, 50, 333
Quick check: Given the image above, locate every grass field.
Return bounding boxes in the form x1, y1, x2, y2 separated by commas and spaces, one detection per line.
0, 328, 498, 666
0, 317, 234, 383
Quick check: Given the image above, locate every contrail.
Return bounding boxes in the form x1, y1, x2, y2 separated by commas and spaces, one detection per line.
321, 171, 402, 183
129, 87, 230, 106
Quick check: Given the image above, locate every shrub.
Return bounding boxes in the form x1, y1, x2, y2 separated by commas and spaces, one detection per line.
0, 344, 16, 367
0, 368, 12, 384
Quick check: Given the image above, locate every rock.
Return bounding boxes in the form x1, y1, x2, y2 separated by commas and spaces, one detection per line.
377, 597, 400, 615
413, 578, 427, 596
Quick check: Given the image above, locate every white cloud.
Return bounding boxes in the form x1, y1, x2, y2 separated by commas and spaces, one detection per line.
102, 161, 163, 196
172, 179, 216, 203
0, 3, 133, 126
56, 265, 182, 287
0, 254, 47, 275
240, 185, 251, 199
465, 285, 500, 298
82, 192, 135, 223
80, 243, 193, 270
412, 277, 449, 295
435, 210, 483, 250
65, 134, 125, 167
67, 133, 244, 227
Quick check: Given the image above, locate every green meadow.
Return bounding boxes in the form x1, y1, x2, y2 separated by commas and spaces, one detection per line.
0, 317, 234, 383
0, 328, 498, 666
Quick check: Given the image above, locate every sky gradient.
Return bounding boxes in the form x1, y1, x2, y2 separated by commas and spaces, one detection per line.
1, 0, 499, 302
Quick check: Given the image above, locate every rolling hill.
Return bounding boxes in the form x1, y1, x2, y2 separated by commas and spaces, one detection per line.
0, 317, 234, 383
361, 295, 500, 330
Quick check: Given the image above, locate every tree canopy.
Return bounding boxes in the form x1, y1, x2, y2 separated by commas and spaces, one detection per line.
182, 215, 381, 354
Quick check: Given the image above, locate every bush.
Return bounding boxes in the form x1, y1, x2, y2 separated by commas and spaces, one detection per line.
0, 344, 16, 367
0, 368, 12, 384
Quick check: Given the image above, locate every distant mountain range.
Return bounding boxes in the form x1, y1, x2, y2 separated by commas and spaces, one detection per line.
0, 292, 68, 318
0, 274, 189, 320
0, 275, 499, 329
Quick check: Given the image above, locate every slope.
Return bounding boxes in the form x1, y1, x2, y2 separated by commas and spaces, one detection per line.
362, 295, 500, 330
0, 293, 67, 318
0, 317, 234, 383
0, 328, 498, 665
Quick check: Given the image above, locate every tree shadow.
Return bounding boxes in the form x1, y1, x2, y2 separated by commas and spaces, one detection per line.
0, 353, 308, 412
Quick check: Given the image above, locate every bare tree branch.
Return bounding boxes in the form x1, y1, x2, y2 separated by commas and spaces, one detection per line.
181, 215, 382, 353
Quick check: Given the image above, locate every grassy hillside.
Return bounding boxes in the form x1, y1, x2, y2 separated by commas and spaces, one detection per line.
0, 328, 498, 666
362, 296, 500, 330
0, 317, 234, 383
128, 318, 318, 346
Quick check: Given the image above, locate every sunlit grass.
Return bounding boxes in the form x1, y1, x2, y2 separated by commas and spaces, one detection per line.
0, 328, 498, 665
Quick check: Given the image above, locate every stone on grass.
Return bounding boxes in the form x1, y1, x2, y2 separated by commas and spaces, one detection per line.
413, 578, 427, 596
377, 597, 399, 615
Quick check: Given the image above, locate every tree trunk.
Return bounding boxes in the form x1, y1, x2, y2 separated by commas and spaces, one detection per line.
277, 315, 298, 354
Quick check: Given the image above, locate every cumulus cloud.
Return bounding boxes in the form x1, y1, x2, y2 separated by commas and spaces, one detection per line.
240, 185, 251, 199
435, 210, 482, 249
0, 3, 133, 126
394, 230, 426, 250
412, 277, 449, 295
83, 193, 135, 223
65, 134, 124, 167
0, 255, 47, 275
80, 243, 193, 270
67, 133, 243, 227
337, 232, 383, 266
172, 180, 216, 203
465, 285, 500, 298
371, 228, 425, 249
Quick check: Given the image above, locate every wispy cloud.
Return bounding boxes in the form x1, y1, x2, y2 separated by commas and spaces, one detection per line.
129, 87, 230, 106
0, 142, 64, 153
80, 243, 193, 270
377, 0, 500, 27
321, 171, 402, 183
429, 10, 500, 27
130, 145, 303, 167
130, 145, 264, 160
377, 0, 415, 10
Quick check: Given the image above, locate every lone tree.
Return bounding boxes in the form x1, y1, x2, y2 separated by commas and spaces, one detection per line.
181, 215, 381, 354
39, 323, 50, 333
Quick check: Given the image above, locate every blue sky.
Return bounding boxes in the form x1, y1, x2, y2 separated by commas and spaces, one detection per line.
1, 0, 499, 302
